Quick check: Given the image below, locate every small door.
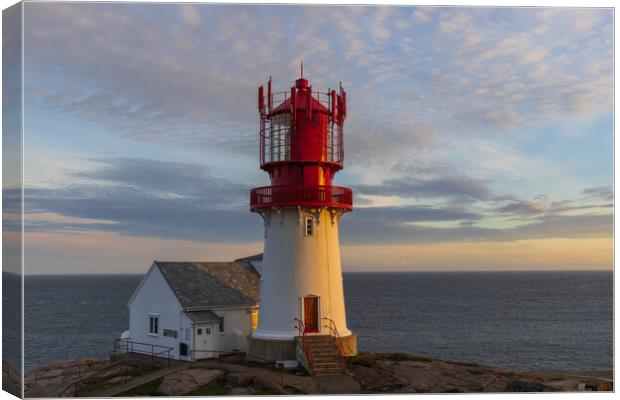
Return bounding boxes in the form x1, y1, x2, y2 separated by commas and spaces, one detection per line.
303, 296, 320, 333
193, 324, 216, 359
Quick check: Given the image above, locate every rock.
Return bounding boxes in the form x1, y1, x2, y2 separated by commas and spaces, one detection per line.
505, 380, 554, 392
229, 386, 252, 395
159, 369, 224, 395
107, 376, 127, 384
227, 371, 255, 386
595, 382, 613, 391
253, 375, 287, 394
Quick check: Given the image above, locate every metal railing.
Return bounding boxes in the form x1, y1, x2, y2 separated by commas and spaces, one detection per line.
294, 318, 314, 375
112, 339, 173, 367
250, 185, 353, 210
322, 317, 349, 372
188, 349, 243, 360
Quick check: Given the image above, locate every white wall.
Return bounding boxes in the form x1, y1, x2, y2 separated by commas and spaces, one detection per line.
253, 207, 351, 341
128, 265, 192, 360
212, 307, 254, 352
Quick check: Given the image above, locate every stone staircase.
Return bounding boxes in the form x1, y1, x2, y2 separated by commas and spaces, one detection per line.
305, 335, 346, 376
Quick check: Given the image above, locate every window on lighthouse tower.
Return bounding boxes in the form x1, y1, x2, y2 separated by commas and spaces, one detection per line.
304, 216, 315, 236
269, 113, 291, 162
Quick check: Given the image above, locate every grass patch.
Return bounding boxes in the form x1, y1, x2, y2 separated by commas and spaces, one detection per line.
76, 375, 127, 397
252, 386, 283, 395
186, 379, 228, 396
118, 377, 166, 397
348, 355, 375, 368
383, 353, 436, 362
452, 361, 481, 367
126, 365, 161, 377
445, 388, 465, 393
467, 368, 486, 376
185, 380, 228, 396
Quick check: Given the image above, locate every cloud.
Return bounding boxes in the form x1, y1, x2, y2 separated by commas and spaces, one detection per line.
412, 8, 431, 23
582, 186, 613, 201
19, 158, 261, 242
180, 5, 201, 27
356, 175, 492, 201
494, 200, 549, 217
23, 4, 613, 165
342, 208, 612, 245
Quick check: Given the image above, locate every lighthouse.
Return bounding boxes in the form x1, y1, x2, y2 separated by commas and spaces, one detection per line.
248, 69, 357, 367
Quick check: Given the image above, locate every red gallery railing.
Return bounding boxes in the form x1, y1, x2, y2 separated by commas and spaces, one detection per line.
250, 185, 353, 210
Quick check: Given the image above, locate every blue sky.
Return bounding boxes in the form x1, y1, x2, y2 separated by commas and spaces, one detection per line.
10, 3, 613, 273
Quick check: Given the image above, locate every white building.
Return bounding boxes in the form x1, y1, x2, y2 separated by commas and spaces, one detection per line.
125, 254, 262, 361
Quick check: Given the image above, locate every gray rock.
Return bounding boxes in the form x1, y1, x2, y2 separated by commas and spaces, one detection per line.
159, 369, 224, 395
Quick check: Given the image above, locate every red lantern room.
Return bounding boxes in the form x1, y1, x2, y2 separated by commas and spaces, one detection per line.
250, 69, 353, 211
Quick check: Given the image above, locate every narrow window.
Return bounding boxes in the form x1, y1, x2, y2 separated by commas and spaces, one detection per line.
219, 317, 225, 333
304, 216, 314, 236
251, 309, 259, 331
149, 316, 159, 335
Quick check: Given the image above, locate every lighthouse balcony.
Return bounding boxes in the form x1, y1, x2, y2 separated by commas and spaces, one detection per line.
250, 185, 353, 211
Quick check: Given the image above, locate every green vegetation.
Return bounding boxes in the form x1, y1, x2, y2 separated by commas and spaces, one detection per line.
383, 353, 436, 362
467, 368, 486, 376
452, 361, 481, 367
75, 365, 163, 397
118, 377, 166, 396
186, 378, 229, 396
347, 355, 375, 367
76, 375, 127, 397
445, 388, 465, 393
252, 386, 282, 395
127, 365, 161, 377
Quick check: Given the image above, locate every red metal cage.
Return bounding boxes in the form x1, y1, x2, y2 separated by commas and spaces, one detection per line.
258, 88, 345, 168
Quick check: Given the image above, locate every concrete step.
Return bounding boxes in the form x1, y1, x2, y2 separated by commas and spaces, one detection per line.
312, 354, 342, 361
312, 347, 340, 353
313, 361, 344, 368
313, 367, 346, 376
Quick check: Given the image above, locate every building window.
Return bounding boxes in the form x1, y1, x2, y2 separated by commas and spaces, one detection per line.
149, 315, 159, 335
219, 317, 225, 333
251, 309, 259, 331
304, 216, 314, 236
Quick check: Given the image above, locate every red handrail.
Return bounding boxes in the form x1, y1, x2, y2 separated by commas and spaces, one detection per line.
250, 185, 352, 210
322, 317, 348, 372
294, 318, 314, 374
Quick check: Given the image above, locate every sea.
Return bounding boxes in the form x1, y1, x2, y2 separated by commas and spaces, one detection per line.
11, 271, 613, 373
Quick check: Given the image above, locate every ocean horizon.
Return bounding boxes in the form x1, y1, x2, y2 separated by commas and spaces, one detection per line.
8, 270, 612, 373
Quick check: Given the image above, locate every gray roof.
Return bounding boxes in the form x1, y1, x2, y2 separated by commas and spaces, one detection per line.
154, 261, 260, 309
186, 310, 221, 323
234, 253, 263, 275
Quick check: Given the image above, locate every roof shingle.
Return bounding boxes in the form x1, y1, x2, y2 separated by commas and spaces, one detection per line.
154, 261, 260, 309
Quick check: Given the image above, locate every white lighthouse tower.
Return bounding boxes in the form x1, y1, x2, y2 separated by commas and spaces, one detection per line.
248, 71, 356, 372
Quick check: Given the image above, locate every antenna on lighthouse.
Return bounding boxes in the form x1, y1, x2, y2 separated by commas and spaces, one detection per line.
300, 60, 304, 78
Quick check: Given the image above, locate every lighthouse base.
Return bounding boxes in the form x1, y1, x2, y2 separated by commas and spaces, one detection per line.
247, 333, 357, 363
338, 333, 358, 357
247, 336, 297, 362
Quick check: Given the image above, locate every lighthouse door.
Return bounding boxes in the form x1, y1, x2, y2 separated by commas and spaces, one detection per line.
303, 296, 320, 333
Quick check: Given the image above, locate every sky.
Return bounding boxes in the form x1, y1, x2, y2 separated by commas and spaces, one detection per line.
5, 3, 613, 274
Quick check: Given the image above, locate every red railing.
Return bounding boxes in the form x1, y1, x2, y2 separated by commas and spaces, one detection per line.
294, 318, 314, 374
323, 317, 348, 372
250, 185, 352, 210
